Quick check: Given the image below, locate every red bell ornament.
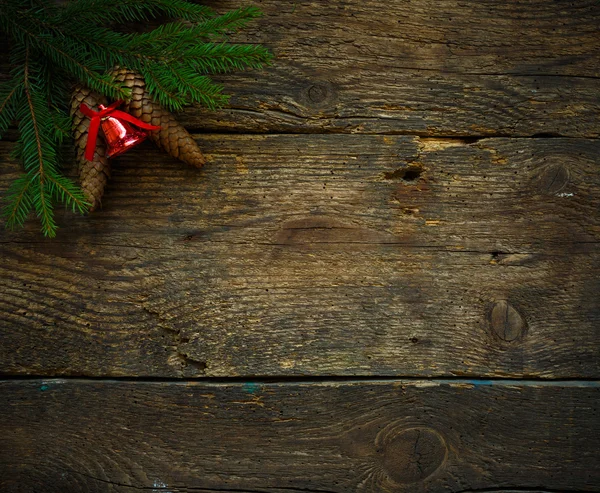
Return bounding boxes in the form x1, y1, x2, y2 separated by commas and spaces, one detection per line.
79, 100, 160, 161
98, 105, 148, 158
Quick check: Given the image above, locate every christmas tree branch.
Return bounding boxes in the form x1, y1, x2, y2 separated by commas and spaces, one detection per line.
20, 43, 58, 235
147, 63, 227, 110
46, 173, 89, 213
0, 0, 271, 236
4, 42, 90, 236
185, 43, 273, 73
57, 0, 213, 25
0, 80, 22, 139
23, 46, 44, 178
192, 6, 263, 38
3, 174, 34, 230
141, 64, 189, 111
0, 85, 19, 118
2, 14, 131, 100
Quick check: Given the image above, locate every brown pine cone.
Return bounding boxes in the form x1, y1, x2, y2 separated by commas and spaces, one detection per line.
70, 85, 110, 212
109, 67, 206, 168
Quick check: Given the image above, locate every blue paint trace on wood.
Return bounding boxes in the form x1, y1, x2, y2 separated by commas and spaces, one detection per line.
469, 380, 494, 387
242, 382, 261, 394
39, 384, 49, 391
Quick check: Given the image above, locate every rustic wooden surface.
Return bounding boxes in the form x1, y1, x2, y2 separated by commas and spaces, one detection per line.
187, 0, 600, 137
1, 0, 599, 491
1, 135, 599, 378
1, 379, 598, 493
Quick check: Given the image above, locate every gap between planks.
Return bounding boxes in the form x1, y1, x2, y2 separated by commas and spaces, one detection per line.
1, 376, 599, 387
2, 131, 599, 143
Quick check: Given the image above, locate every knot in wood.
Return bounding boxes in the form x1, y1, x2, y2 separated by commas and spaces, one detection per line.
489, 300, 527, 342
308, 84, 329, 104
377, 426, 447, 484
533, 163, 570, 195
301, 81, 336, 108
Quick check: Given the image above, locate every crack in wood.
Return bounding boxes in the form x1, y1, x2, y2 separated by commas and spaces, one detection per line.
140, 304, 207, 376
2, 376, 598, 385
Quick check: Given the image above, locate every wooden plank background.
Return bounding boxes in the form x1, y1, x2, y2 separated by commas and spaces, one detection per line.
1, 379, 598, 493
1, 0, 599, 491
186, 0, 600, 137
1, 135, 599, 378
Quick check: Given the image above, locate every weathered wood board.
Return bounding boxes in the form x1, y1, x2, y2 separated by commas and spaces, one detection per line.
1, 136, 598, 377
0, 379, 598, 493
178, 0, 600, 136
1, 0, 599, 489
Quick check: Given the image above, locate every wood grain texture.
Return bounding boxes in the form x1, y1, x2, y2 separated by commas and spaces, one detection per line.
0, 1, 598, 488
1, 135, 598, 378
171, 0, 600, 136
0, 379, 598, 492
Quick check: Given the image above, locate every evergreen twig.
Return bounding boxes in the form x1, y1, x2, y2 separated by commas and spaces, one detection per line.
0, 0, 271, 236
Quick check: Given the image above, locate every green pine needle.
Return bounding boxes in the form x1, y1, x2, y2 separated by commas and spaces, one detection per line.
0, 0, 271, 236
3, 173, 35, 231
0, 78, 24, 140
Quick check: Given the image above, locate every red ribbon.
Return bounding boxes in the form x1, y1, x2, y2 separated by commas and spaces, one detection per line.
79, 100, 160, 161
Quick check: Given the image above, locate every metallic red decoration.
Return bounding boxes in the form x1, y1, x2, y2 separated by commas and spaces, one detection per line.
79, 100, 160, 161
99, 106, 148, 159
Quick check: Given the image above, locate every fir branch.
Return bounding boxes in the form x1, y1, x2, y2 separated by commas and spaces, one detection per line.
49, 110, 72, 144
129, 6, 263, 49
161, 63, 228, 109
30, 178, 55, 237
125, 0, 213, 21
0, 84, 18, 117
57, 0, 213, 25
21, 43, 56, 236
30, 35, 130, 101
46, 172, 89, 214
22, 49, 44, 177
140, 64, 189, 111
3, 174, 34, 230
190, 6, 263, 38
56, 0, 163, 24
2, 14, 130, 100
0, 0, 271, 236
184, 43, 273, 73
0, 79, 22, 139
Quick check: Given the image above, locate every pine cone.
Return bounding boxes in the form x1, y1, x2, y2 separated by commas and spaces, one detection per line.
70, 86, 110, 212
109, 67, 206, 168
